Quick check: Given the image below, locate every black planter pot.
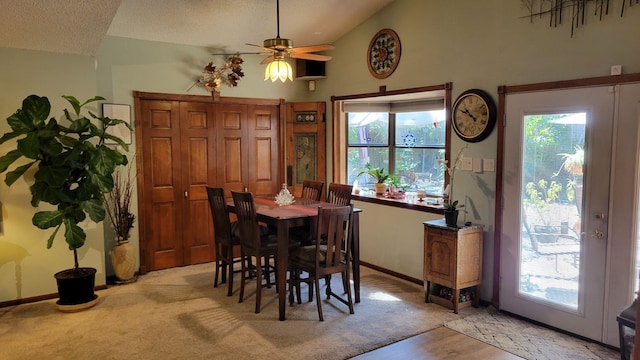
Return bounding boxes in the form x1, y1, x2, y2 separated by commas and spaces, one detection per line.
54, 267, 98, 309
444, 210, 459, 227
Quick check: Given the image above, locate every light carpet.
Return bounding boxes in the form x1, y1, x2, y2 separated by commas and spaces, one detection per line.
0, 263, 480, 360
444, 306, 619, 360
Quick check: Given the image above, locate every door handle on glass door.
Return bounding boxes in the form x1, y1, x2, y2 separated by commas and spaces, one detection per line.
591, 230, 605, 239
594, 212, 606, 220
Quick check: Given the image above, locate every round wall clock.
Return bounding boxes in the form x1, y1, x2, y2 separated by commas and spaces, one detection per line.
451, 89, 497, 143
367, 28, 401, 79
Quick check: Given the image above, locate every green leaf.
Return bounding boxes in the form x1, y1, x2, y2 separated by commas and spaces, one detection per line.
63, 219, 86, 250
22, 95, 51, 126
69, 117, 91, 133
62, 95, 81, 115
16, 132, 40, 159
78, 96, 105, 108
83, 198, 106, 222
6, 112, 33, 133
45, 225, 62, 249
102, 129, 130, 150
34, 163, 71, 188
33, 210, 64, 229
89, 169, 114, 193
0, 150, 23, 173
5, 161, 36, 186
0, 130, 24, 145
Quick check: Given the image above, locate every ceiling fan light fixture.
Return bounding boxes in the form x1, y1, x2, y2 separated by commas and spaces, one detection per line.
264, 58, 292, 82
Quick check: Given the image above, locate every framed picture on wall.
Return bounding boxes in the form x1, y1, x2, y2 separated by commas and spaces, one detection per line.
102, 103, 132, 145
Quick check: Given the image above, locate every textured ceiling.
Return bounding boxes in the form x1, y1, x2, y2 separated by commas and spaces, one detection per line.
0, 0, 394, 57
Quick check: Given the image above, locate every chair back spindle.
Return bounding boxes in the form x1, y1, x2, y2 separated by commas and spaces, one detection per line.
301, 180, 324, 201
327, 183, 353, 206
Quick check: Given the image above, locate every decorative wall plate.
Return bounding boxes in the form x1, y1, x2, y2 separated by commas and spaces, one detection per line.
367, 28, 401, 79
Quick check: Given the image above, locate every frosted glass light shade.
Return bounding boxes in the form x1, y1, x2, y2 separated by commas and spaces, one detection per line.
264, 59, 292, 82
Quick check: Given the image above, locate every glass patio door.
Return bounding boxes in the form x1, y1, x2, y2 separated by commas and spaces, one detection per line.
500, 86, 614, 341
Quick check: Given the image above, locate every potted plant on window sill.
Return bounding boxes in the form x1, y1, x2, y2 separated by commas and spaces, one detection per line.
0, 95, 131, 310
357, 163, 389, 195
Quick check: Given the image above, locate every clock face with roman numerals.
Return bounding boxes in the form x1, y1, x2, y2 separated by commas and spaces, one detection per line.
452, 89, 497, 142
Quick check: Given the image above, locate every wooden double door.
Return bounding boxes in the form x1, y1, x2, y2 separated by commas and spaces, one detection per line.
134, 92, 283, 273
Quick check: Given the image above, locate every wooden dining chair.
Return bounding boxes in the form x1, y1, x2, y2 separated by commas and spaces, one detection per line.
288, 205, 355, 321
290, 180, 325, 246
231, 191, 299, 313
301, 179, 324, 201
326, 183, 355, 293
206, 186, 241, 296
327, 183, 353, 206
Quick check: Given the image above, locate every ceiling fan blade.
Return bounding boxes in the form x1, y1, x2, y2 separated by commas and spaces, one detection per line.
246, 43, 275, 53
290, 53, 332, 62
260, 56, 275, 64
289, 44, 335, 54
211, 52, 262, 56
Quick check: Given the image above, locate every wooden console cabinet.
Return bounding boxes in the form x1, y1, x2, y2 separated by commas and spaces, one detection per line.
423, 219, 483, 313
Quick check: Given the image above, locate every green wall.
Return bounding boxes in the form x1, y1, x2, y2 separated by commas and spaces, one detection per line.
1, 0, 639, 305
0, 48, 106, 301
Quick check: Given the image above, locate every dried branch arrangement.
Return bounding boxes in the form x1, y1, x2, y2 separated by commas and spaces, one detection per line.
105, 162, 136, 242
521, 0, 638, 36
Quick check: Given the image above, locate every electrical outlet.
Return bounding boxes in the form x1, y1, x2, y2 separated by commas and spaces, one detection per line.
611, 65, 622, 76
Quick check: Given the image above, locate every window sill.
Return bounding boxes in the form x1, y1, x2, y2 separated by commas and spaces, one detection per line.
352, 193, 445, 215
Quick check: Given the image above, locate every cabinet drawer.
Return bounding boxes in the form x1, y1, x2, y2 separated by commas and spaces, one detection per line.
427, 228, 456, 241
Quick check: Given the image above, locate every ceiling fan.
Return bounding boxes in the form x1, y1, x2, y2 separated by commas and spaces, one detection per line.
246, 0, 335, 66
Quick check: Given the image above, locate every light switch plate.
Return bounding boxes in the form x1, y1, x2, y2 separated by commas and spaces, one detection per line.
461, 157, 473, 171
473, 158, 483, 173
483, 158, 495, 172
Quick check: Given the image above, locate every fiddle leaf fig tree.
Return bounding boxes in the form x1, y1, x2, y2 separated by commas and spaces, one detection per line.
0, 95, 131, 270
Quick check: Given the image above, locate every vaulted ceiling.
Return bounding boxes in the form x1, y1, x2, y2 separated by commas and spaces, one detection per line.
0, 0, 394, 57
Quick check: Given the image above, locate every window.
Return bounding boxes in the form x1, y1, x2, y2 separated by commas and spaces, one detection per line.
344, 99, 446, 194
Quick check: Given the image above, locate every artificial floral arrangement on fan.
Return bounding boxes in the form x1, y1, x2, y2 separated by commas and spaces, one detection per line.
104, 162, 136, 243
438, 145, 468, 211
193, 54, 245, 93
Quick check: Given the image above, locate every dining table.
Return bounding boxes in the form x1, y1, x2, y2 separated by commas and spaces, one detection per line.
227, 196, 361, 321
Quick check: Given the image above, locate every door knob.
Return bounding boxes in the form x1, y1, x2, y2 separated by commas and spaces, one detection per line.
594, 212, 606, 220
591, 229, 604, 239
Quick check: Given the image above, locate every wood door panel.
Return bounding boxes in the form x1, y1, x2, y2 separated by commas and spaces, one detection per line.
150, 138, 174, 186
140, 100, 183, 271
248, 105, 279, 196
180, 102, 216, 265
217, 104, 247, 194
151, 202, 180, 269
135, 92, 281, 273
187, 198, 214, 264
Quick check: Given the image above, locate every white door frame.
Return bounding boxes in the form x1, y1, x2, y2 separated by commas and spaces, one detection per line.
494, 74, 640, 346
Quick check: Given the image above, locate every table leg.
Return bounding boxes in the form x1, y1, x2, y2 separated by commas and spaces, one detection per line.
277, 220, 289, 321
351, 211, 360, 303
